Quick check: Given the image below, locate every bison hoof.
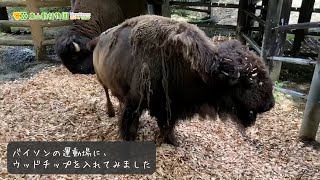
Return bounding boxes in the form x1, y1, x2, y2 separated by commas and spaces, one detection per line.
121, 132, 137, 142
165, 136, 179, 147
156, 133, 179, 147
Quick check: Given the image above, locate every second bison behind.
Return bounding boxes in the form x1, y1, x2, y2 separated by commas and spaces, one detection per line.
90, 15, 275, 146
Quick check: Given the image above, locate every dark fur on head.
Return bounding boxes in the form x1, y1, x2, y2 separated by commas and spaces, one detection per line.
54, 0, 149, 74
214, 40, 275, 127
93, 15, 275, 146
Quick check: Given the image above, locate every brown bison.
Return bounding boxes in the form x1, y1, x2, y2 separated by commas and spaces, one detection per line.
90, 15, 275, 146
54, 0, 161, 76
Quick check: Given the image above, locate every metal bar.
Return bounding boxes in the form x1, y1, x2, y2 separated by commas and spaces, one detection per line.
243, 9, 266, 26
256, 5, 320, 13
299, 51, 320, 141
273, 86, 308, 99
170, 1, 239, 8
268, 56, 317, 65
241, 33, 261, 55
277, 22, 320, 32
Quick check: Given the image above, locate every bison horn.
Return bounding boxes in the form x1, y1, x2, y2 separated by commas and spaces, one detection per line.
72, 42, 80, 52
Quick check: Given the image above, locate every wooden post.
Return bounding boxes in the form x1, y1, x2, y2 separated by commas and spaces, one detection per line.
299, 51, 320, 141
208, 0, 212, 19
162, 0, 171, 17
236, 0, 249, 43
269, 0, 293, 81
291, 0, 315, 57
260, 0, 283, 71
0, 7, 11, 33
26, 0, 47, 61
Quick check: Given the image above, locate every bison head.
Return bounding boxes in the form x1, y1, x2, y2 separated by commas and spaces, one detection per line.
215, 40, 275, 127
54, 32, 95, 74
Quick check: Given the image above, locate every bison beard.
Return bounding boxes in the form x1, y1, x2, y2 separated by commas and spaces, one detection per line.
92, 15, 275, 146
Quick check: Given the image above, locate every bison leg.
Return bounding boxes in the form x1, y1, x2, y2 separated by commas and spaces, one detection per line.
119, 102, 143, 141
103, 87, 115, 117
156, 114, 179, 147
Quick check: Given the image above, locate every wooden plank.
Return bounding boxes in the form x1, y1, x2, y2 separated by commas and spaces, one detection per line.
236, 0, 248, 43
42, 39, 55, 46
26, 0, 47, 61
170, 1, 238, 8
39, 20, 72, 27
0, 7, 11, 33
0, 38, 33, 46
299, 51, 320, 141
269, 0, 293, 81
256, 0, 269, 44
0, 0, 27, 7
162, 0, 171, 17
0, 20, 30, 27
36, 1, 70, 7
241, 32, 261, 55
268, 56, 316, 65
291, 0, 315, 57
243, 9, 266, 26
173, 6, 210, 13
261, 0, 283, 70
0, 20, 72, 28
189, 22, 236, 29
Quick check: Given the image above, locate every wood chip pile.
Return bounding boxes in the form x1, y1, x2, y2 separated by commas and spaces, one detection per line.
0, 65, 319, 179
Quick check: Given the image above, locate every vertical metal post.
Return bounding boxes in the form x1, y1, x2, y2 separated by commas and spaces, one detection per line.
299, 51, 320, 141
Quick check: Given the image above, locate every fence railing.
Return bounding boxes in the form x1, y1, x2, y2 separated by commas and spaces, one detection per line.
0, 0, 72, 60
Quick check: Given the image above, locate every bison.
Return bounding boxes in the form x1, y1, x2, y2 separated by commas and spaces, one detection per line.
90, 15, 275, 146
54, 0, 162, 76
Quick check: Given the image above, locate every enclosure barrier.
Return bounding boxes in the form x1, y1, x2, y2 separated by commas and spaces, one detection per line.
299, 52, 320, 141
0, 0, 72, 60
167, 0, 320, 141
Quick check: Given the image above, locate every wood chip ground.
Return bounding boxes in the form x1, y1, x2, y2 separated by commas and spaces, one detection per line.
0, 64, 319, 179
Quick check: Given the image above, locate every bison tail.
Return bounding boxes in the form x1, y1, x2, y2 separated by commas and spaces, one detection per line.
86, 36, 100, 52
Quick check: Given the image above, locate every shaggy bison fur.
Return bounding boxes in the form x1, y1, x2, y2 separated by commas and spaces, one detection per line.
90, 15, 275, 146
54, 0, 160, 75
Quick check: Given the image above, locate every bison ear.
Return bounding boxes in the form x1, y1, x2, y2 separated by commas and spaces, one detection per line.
86, 36, 100, 52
